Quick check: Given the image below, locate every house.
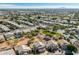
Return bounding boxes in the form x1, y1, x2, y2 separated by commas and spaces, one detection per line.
45, 41, 58, 52
4, 21, 23, 28
0, 24, 10, 32
73, 40, 79, 53
57, 29, 65, 34
14, 29, 23, 39
32, 42, 45, 53
60, 43, 68, 50
0, 48, 16, 55
4, 32, 14, 40
43, 36, 51, 41
0, 35, 5, 42
57, 40, 70, 50
39, 23, 47, 28
36, 33, 45, 39
14, 45, 31, 55
62, 16, 70, 20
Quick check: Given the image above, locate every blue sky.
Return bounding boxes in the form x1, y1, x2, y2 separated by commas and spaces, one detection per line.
6, 3, 64, 6
0, 3, 79, 9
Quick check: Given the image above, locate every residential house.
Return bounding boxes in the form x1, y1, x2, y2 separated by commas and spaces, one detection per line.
14, 45, 31, 55
0, 48, 16, 55
32, 42, 45, 53
0, 35, 5, 42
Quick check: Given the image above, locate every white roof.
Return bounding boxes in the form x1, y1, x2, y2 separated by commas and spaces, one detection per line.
57, 29, 65, 33
0, 35, 5, 40
21, 45, 31, 50
14, 29, 22, 33
0, 49, 15, 55
15, 45, 31, 51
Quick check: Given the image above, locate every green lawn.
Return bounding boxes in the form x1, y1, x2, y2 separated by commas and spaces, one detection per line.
42, 29, 63, 37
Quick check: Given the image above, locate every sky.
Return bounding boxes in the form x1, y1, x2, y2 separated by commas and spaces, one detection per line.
0, 3, 79, 9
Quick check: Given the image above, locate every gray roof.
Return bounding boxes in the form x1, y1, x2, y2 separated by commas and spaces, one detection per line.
0, 49, 15, 55
0, 24, 10, 31
0, 35, 5, 41
45, 41, 58, 48
4, 32, 14, 39
4, 21, 22, 28
33, 42, 45, 48
17, 20, 33, 26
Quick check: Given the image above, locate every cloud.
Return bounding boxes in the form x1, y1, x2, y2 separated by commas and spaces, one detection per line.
0, 4, 16, 8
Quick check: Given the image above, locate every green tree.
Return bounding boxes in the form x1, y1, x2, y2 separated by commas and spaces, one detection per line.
67, 44, 77, 53
53, 25, 60, 31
